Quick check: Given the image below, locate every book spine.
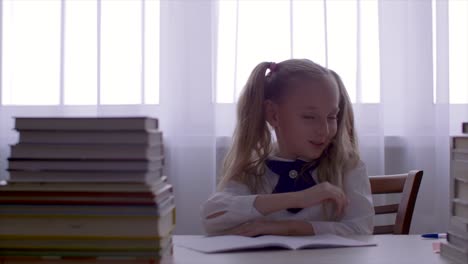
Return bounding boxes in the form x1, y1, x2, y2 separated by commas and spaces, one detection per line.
449, 135, 468, 244
15, 118, 159, 131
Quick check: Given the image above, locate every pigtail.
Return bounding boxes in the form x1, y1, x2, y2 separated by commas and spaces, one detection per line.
329, 70, 359, 170
317, 70, 360, 221
218, 62, 274, 192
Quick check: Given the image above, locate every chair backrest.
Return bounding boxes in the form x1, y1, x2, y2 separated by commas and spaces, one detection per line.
369, 170, 423, 234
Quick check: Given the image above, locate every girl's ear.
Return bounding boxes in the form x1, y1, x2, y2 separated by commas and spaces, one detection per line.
264, 100, 279, 128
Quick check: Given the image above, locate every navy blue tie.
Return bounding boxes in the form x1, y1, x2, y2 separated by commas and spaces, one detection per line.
266, 159, 318, 214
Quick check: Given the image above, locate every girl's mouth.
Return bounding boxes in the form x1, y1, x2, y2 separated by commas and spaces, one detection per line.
309, 141, 326, 147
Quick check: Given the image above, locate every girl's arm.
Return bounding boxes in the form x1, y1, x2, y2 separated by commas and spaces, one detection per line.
201, 180, 348, 235
201, 181, 303, 235
226, 161, 374, 237
254, 182, 348, 216
201, 181, 264, 235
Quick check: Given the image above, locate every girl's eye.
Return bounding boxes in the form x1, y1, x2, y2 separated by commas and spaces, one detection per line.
302, 115, 316, 120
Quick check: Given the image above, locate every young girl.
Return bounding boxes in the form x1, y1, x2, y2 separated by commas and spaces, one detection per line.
201, 59, 374, 236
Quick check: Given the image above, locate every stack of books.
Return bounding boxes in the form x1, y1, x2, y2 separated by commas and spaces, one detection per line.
0, 117, 175, 262
441, 122, 468, 264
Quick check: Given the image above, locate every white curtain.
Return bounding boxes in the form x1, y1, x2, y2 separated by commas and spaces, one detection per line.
212, 0, 458, 235
1, 0, 466, 235
372, 0, 448, 233
158, 1, 216, 234
161, 0, 456, 234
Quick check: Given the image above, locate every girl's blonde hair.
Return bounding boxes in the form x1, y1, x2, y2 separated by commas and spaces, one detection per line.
219, 59, 360, 217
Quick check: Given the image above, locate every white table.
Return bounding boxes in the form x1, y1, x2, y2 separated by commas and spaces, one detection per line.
170, 235, 452, 264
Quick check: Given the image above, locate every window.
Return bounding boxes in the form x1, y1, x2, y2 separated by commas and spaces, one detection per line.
1, 0, 159, 105
448, 0, 468, 104
216, 0, 380, 104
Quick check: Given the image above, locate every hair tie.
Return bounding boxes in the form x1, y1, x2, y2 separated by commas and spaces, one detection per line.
269, 62, 277, 72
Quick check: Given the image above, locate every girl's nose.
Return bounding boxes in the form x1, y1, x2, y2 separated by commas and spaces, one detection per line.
315, 119, 329, 140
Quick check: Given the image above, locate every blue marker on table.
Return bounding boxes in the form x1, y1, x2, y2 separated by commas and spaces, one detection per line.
421, 233, 447, 239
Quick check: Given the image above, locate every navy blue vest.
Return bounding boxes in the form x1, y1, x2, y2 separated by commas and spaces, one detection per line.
265, 158, 319, 213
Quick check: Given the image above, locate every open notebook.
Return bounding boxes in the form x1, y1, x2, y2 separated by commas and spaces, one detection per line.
176, 234, 377, 253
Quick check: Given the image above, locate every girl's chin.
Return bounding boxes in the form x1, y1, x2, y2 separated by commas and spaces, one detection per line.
301, 152, 323, 161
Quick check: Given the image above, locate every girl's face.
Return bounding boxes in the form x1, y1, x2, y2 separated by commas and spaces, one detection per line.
265, 78, 340, 160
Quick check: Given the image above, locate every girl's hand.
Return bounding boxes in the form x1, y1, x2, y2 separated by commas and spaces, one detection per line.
296, 182, 349, 218
224, 220, 314, 237
252, 182, 348, 217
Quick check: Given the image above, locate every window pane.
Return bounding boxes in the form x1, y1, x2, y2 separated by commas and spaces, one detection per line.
292, 0, 326, 66
144, 0, 159, 104
2, 0, 60, 105
432, 0, 436, 103
216, 0, 237, 103
326, 0, 357, 103
64, 0, 98, 105
100, 0, 142, 105
359, 0, 380, 103
449, 0, 468, 104
235, 0, 290, 100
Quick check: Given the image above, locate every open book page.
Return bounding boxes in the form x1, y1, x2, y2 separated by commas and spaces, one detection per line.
262, 234, 376, 250
176, 234, 376, 253
176, 235, 287, 253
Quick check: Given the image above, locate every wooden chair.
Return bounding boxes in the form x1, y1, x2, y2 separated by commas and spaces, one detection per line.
369, 170, 423, 235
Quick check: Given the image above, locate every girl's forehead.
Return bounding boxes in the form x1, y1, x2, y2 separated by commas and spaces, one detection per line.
283, 78, 339, 107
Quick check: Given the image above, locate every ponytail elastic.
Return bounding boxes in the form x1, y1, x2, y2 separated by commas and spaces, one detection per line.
269, 62, 277, 72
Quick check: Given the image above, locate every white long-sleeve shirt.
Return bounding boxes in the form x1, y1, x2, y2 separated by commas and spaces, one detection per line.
201, 159, 375, 236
